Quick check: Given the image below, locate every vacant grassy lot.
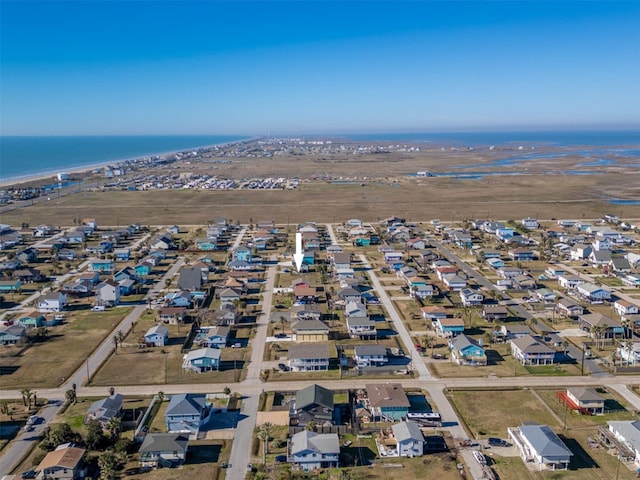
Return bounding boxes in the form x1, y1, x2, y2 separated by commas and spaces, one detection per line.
449, 387, 639, 480
0, 307, 132, 389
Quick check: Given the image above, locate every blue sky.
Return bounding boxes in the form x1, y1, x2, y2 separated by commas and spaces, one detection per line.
1, 0, 639, 135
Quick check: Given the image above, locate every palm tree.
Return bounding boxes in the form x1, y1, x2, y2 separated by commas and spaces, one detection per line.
0, 400, 9, 415
591, 325, 604, 351
423, 335, 435, 357
257, 422, 273, 464
65, 388, 77, 405
20, 388, 33, 410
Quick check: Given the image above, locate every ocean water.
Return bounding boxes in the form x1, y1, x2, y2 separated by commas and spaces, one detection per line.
0, 135, 249, 182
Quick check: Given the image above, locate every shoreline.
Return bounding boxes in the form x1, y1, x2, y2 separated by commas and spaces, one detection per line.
0, 137, 255, 189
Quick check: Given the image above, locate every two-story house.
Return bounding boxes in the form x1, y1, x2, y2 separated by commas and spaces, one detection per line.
366, 383, 410, 421
165, 393, 210, 438
290, 384, 334, 428
449, 334, 486, 366
354, 345, 388, 367
289, 430, 340, 471
288, 343, 330, 372
510, 335, 555, 366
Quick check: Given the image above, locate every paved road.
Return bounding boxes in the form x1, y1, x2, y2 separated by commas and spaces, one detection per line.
358, 254, 431, 380
0, 256, 185, 475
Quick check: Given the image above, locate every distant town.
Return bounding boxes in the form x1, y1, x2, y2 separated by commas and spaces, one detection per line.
1, 208, 640, 480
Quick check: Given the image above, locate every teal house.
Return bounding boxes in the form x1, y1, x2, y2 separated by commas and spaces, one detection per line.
17, 313, 46, 328
366, 383, 410, 421
0, 280, 22, 292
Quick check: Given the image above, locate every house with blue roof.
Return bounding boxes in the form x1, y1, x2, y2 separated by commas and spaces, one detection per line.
165, 393, 210, 438
90, 259, 114, 274
508, 424, 572, 470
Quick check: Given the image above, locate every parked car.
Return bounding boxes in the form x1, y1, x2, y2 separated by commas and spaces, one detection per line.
275, 455, 287, 463
247, 463, 254, 472
231, 343, 242, 348
488, 437, 509, 447
220, 461, 228, 469
21, 471, 36, 479
277, 363, 289, 372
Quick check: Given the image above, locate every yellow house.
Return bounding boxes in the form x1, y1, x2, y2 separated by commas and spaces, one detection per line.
292, 319, 329, 342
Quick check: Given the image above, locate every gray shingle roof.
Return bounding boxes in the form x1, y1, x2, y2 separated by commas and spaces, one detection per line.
392, 420, 424, 443
291, 430, 339, 455
166, 393, 207, 417
139, 433, 189, 453
295, 384, 334, 411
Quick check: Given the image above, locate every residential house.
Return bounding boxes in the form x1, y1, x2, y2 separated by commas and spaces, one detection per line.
290, 304, 322, 322
347, 316, 377, 340
16, 312, 46, 329
512, 274, 536, 290
96, 279, 121, 307
509, 248, 535, 261
144, 325, 169, 347
233, 245, 252, 262
499, 267, 523, 279
194, 238, 217, 251
292, 319, 329, 342
486, 258, 505, 269
135, 262, 153, 277
332, 252, 352, 270
200, 326, 230, 348
413, 284, 436, 300
562, 388, 604, 415
293, 285, 319, 304
158, 307, 187, 325
210, 304, 239, 326
178, 267, 203, 291
165, 291, 191, 308
607, 421, 640, 466
35, 445, 86, 480
510, 335, 555, 365
508, 424, 572, 470
0, 280, 22, 292
290, 384, 334, 427
89, 259, 114, 274
579, 313, 623, 340
0, 324, 27, 346
288, 343, 330, 372
590, 249, 612, 266
38, 292, 67, 312
434, 317, 465, 338
522, 218, 539, 229
354, 345, 388, 367
218, 287, 242, 307
610, 257, 632, 274
534, 288, 556, 303
165, 393, 210, 437
449, 334, 486, 366
337, 287, 362, 304
421, 305, 451, 321
460, 288, 483, 307
182, 348, 221, 373
482, 305, 509, 322
556, 299, 584, 318
442, 273, 467, 291
85, 393, 124, 425
576, 283, 611, 303
499, 324, 532, 339
570, 244, 592, 261
366, 383, 410, 421
614, 299, 639, 318
622, 274, 640, 288
557, 275, 584, 290
288, 430, 340, 471
139, 433, 189, 468
392, 421, 424, 457
545, 267, 566, 279
14, 268, 44, 283
345, 301, 367, 319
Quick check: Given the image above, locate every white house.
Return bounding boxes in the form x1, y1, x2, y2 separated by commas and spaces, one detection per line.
460, 288, 483, 307
289, 430, 340, 471
38, 292, 68, 312
96, 279, 121, 307
607, 421, 640, 466
391, 421, 424, 457
614, 299, 639, 318
508, 424, 572, 470
510, 335, 555, 365
354, 345, 388, 367
576, 283, 611, 303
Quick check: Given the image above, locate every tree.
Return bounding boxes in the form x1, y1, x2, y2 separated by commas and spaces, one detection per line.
257, 422, 273, 464
86, 419, 105, 450
0, 400, 9, 415
21, 388, 34, 410
98, 449, 119, 480
592, 325, 604, 351
40, 423, 78, 451
105, 417, 122, 443
157, 391, 165, 403
65, 388, 77, 405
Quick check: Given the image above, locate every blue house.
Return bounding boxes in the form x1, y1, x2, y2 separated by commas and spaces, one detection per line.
353, 237, 371, 247
17, 313, 46, 328
233, 245, 252, 262
449, 334, 487, 366
0, 280, 22, 292
144, 325, 169, 347
135, 262, 153, 277
90, 259, 114, 274
114, 248, 131, 261
195, 238, 217, 251
366, 383, 410, 421
182, 347, 221, 373
114, 267, 139, 283
435, 317, 465, 338
303, 251, 315, 265
0, 324, 27, 346
165, 393, 210, 438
